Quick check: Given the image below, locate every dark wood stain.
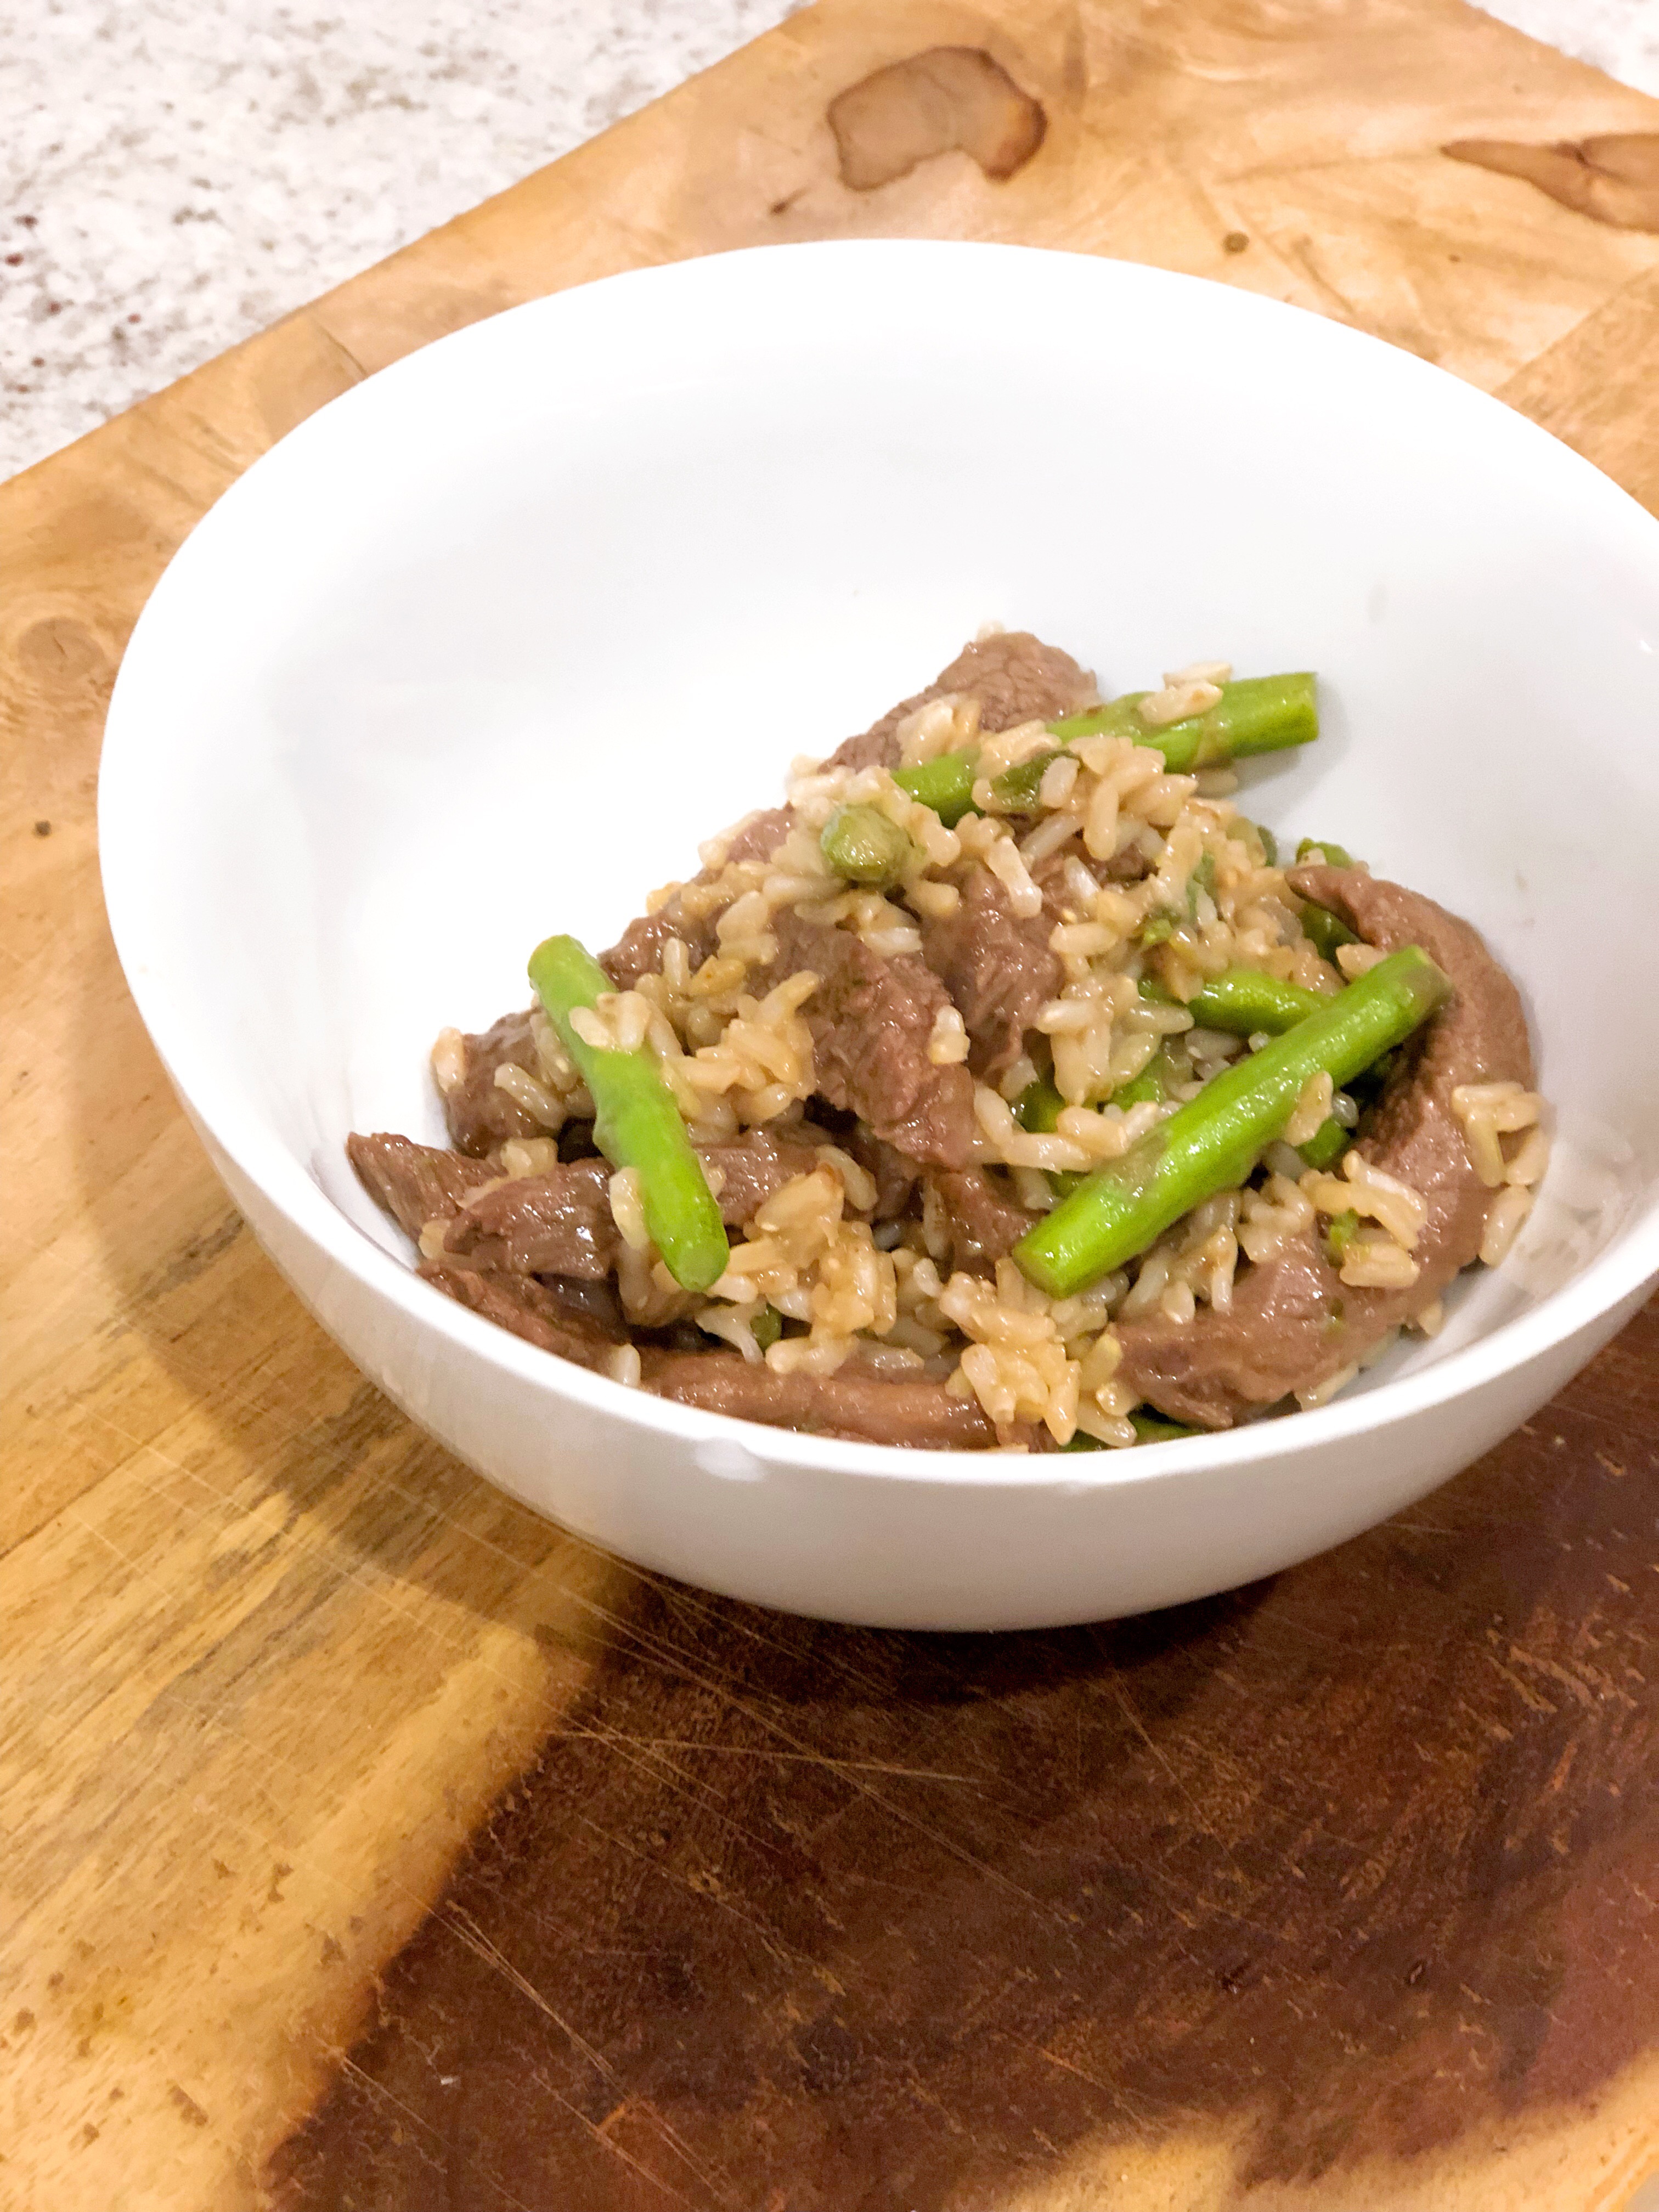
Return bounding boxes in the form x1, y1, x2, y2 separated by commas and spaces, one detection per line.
1446, 132, 1659, 233
270, 1300, 1659, 2208
828, 48, 1047, 193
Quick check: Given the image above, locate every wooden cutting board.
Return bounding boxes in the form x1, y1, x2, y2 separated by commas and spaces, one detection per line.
5, 2, 1659, 2205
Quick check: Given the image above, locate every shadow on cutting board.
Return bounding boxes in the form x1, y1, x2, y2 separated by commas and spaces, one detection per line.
272, 1309, 1659, 2209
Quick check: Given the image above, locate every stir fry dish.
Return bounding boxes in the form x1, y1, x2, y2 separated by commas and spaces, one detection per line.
349, 632, 1548, 1450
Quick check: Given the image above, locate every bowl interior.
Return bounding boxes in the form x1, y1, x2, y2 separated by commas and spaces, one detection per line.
101, 242, 1659, 1416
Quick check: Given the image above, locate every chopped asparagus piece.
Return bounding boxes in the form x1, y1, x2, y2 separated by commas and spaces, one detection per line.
528, 934, 730, 1294
1130, 1409, 1203, 1443
1300, 901, 1360, 963
890, 749, 980, 827
1149, 967, 1330, 1037
896, 673, 1320, 823
1324, 1208, 1361, 1266
1014, 947, 1452, 1296
751, 1303, 783, 1352
1014, 1076, 1064, 1134
820, 802, 915, 888
1046, 672, 1321, 775
1111, 1048, 1173, 1110
1297, 1118, 1352, 1172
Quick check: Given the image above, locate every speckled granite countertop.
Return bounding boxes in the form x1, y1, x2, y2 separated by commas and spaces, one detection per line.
2, 0, 1656, 481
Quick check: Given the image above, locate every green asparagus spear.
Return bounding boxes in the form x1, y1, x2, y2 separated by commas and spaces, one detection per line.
1130, 1409, 1203, 1443
890, 750, 980, 827
820, 802, 915, 888
1014, 1075, 1065, 1134
528, 934, 730, 1294
1111, 1047, 1173, 1110
751, 1304, 783, 1352
1015, 1074, 1083, 1198
1294, 848, 1362, 989
1047, 672, 1320, 772
1296, 1116, 1351, 1172
1324, 1209, 1361, 1266
1017, 1052, 1173, 1201
1148, 967, 1330, 1037
1142, 970, 1352, 1160
1300, 901, 1359, 963
1019, 1053, 1173, 1123
997, 671, 1319, 808
894, 673, 1319, 824
1014, 946, 1451, 1296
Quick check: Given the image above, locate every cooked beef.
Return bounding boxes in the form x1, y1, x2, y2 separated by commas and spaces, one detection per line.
357, 1127, 836, 1282
928, 1169, 1039, 1276
538, 1273, 628, 1334
437, 1159, 618, 1279
769, 906, 976, 1168
440, 1009, 545, 1156
1113, 868, 1535, 1428
702, 1127, 827, 1222
637, 1346, 1018, 1448
602, 911, 709, 996
601, 631, 1096, 990
823, 628, 1097, 775
348, 1131, 617, 1279
723, 804, 795, 862
346, 1133, 505, 1238
421, 1262, 624, 1364
422, 1256, 1029, 1448
922, 838, 1153, 1081
920, 631, 1098, 742
923, 865, 1060, 1080
849, 1126, 923, 1222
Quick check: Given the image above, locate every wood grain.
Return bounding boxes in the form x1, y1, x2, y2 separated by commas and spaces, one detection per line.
4, 1, 1659, 2205
272, 1311, 1659, 2211
1446, 132, 1659, 233
828, 47, 1048, 188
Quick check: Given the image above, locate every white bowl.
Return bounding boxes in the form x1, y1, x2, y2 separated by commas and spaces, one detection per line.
99, 241, 1659, 1630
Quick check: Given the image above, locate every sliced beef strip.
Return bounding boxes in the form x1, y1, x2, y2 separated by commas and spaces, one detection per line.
436, 1159, 618, 1279
927, 1169, 1039, 1276
825, 628, 1098, 775
768, 905, 977, 1169
349, 1132, 619, 1278
922, 839, 1153, 1081
422, 1260, 1029, 1448
701, 1126, 829, 1224
421, 1262, 624, 1365
356, 1127, 843, 1282
931, 631, 1099, 742
602, 910, 713, 997
347, 1133, 505, 1240
922, 865, 1060, 1082
601, 631, 1096, 991
440, 1008, 545, 1157
637, 1346, 1020, 1449
1113, 867, 1536, 1429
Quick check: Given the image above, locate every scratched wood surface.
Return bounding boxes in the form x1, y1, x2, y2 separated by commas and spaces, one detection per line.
4, 1, 1659, 2205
